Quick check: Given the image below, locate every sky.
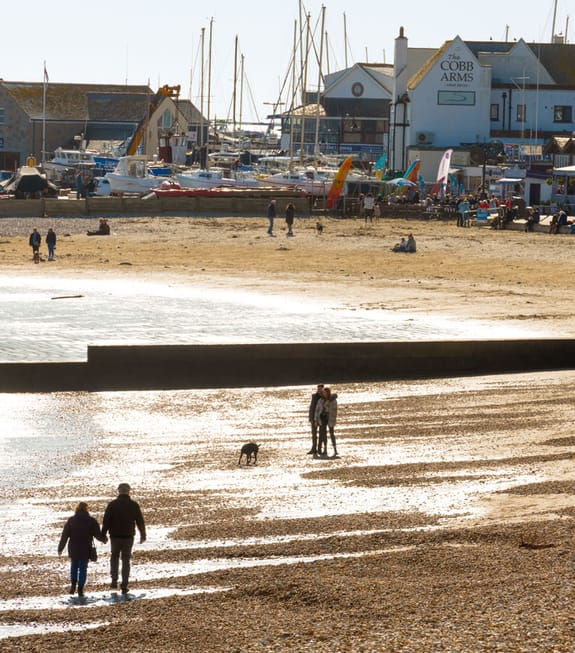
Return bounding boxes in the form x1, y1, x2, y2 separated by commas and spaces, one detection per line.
3, 0, 570, 129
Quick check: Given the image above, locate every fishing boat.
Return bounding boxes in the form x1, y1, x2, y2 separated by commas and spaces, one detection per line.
43, 147, 98, 172
43, 147, 121, 187
106, 156, 173, 195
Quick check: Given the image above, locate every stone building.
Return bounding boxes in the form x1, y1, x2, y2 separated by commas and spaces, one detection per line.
0, 81, 204, 169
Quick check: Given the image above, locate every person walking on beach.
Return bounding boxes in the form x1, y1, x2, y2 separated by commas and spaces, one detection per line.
29, 228, 41, 261
46, 227, 56, 261
58, 501, 106, 597
285, 202, 295, 236
315, 386, 338, 457
102, 483, 146, 595
307, 383, 324, 455
267, 199, 277, 236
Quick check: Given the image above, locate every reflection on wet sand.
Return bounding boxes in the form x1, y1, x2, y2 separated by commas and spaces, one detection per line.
1, 371, 575, 647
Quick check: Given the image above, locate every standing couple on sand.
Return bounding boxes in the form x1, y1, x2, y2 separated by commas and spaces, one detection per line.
308, 384, 338, 457
58, 483, 146, 597
266, 199, 296, 237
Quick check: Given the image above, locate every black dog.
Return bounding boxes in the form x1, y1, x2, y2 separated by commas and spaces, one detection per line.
316, 221, 324, 234
238, 442, 259, 465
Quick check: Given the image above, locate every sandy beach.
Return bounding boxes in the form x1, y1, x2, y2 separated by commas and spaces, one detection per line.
1, 213, 575, 652
2, 213, 575, 330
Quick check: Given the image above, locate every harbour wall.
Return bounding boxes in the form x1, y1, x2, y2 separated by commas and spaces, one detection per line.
0, 195, 313, 218
1, 339, 574, 393
0, 197, 448, 220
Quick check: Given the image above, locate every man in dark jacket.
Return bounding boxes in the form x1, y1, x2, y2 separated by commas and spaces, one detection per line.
307, 384, 324, 456
102, 483, 146, 594
29, 228, 41, 261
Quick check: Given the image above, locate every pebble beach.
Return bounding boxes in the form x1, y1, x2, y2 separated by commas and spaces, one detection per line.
1, 214, 575, 652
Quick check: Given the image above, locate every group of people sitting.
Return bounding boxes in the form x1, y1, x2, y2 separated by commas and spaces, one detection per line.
392, 233, 417, 253
548, 209, 571, 234
87, 218, 110, 236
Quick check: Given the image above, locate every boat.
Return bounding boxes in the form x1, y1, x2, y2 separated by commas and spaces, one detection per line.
145, 182, 308, 199
43, 147, 98, 172
175, 167, 266, 190
174, 168, 237, 189
260, 167, 333, 195
42, 147, 121, 187
0, 164, 57, 199
106, 156, 173, 195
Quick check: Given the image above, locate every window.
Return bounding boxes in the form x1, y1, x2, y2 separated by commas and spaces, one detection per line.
554, 105, 572, 123
490, 104, 499, 121
160, 109, 172, 130
516, 104, 526, 123
0, 108, 4, 125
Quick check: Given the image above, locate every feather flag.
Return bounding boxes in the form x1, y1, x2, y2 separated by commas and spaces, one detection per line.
403, 159, 420, 183
43, 63, 49, 85
373, 153, 387, 179
432, 149, 453, 196
326, 155, 353, 209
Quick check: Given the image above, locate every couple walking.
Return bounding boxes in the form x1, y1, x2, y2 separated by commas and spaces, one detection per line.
58, 483, 146, 597
308, 384, 338, 457
29, 227, 57, 261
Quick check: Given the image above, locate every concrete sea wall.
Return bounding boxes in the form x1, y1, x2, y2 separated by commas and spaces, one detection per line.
0, 195, 313, 218
1, 340, 574, 393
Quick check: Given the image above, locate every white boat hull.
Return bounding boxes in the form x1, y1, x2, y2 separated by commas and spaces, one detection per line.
106, 173, 165, 195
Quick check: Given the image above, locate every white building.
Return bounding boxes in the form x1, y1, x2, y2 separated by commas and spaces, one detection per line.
390, 28, 575, 169
386, 28, 575, 204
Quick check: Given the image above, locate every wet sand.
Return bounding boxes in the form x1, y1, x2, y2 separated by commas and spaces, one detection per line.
1, 215, 575, 652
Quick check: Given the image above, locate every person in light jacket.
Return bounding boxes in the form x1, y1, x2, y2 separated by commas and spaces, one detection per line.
315, 386, 338, 457
58, 502, 106, 597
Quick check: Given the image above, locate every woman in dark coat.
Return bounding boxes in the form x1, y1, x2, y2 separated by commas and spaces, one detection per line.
285, 202, 295, 236
58, 502, 106, 596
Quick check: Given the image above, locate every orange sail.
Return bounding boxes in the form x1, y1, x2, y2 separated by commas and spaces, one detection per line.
326, 155, 353, 208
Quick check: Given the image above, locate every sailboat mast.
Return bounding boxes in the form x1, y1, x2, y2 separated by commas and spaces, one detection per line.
200, 27, 205, 150
233, 35, 238, 136
239, 53, 244, 133
343, 12, 348, 69
289, 19, 297, 161
314, 5, 326, 161
551, 0, 558, 40
300, 12, 311, 164
207, 17, 213, 165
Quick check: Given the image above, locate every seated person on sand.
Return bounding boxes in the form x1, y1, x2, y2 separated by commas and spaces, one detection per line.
392, 234, 416, 253
549, 210, 568, 234
525, 206, 540, 232
87, 218, 110, 236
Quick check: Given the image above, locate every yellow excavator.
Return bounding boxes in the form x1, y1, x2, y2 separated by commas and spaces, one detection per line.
125, 84, 181, 156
